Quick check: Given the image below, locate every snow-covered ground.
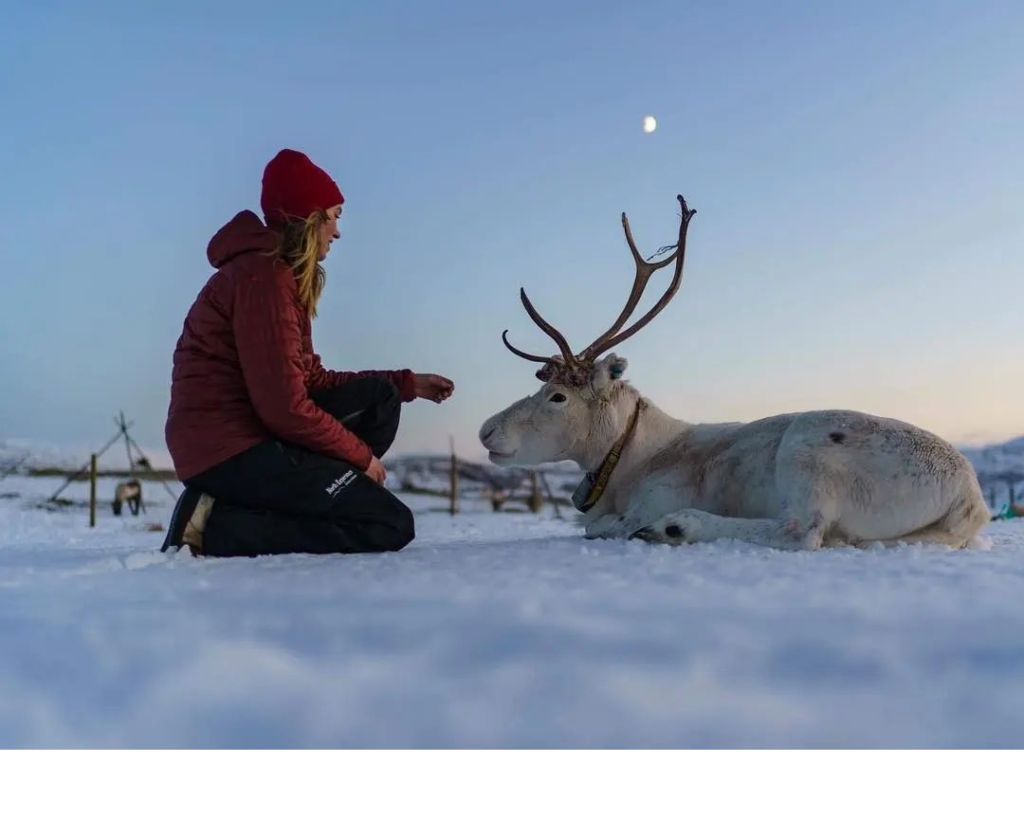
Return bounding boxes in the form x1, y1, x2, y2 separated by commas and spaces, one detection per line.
1, 475, 1023, 748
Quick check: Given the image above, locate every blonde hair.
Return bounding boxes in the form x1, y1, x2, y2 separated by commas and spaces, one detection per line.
276, 211, 327, 317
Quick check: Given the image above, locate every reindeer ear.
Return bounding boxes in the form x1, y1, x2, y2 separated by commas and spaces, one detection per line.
606, 354, 628, 380
591, 354, 629, 392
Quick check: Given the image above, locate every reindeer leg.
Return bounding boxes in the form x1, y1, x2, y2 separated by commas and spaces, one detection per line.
583, 513, 626, 539
588, 476, 684, 540
631, 508, 828, 551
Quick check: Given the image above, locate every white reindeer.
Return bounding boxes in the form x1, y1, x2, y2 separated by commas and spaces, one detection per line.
479, 196, 990, 550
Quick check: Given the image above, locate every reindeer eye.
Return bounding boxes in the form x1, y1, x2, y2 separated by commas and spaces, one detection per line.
549, 393, 567, 403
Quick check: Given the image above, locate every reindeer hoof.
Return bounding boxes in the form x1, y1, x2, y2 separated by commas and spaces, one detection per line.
635, 510, 709, 544
630, 521, 689, 545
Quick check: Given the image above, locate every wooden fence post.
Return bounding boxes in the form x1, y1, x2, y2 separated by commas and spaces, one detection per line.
89, 454, 98, 528
449, 436, 459, 516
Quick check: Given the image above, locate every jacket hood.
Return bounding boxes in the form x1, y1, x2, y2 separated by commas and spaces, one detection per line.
207, 210, 280, 268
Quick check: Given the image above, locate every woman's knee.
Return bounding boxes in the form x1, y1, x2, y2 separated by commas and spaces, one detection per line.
311, 377, 400, 428
368, 378, 401, 415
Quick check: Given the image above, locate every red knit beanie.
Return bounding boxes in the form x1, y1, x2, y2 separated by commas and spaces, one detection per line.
260, 149, 344, 226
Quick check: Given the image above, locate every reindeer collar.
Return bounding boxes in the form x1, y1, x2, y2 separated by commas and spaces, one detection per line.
572, 399, 645, 513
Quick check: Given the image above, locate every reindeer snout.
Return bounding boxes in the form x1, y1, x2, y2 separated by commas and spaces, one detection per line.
479, 422, 498, 448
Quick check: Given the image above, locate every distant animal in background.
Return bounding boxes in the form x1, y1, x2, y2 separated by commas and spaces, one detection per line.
112, 479, 142, 516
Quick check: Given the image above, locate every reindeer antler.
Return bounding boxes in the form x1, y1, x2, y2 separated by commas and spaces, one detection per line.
501, 194, 695, 373
500, 288, 579, 367
579, 195, 696, 361
501, 330, 558, 364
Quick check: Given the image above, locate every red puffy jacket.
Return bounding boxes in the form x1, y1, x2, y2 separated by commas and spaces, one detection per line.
165, 211, 416, 481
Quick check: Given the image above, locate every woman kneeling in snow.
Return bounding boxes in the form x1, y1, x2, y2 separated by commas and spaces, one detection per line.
162, 149, 453, 557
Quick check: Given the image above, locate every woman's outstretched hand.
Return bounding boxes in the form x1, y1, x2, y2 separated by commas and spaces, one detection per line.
413, 373, 454, 403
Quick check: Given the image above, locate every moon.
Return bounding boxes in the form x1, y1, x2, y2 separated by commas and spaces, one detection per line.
643, 115, 657, 134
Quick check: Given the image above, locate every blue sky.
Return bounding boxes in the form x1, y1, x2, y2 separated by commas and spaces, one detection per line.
1, 0, 1021, 462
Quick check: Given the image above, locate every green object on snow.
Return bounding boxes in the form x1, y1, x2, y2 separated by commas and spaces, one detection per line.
993, 503, 1022, 521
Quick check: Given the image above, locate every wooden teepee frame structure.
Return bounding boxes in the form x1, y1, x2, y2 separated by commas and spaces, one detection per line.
47, 413, 178, 516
